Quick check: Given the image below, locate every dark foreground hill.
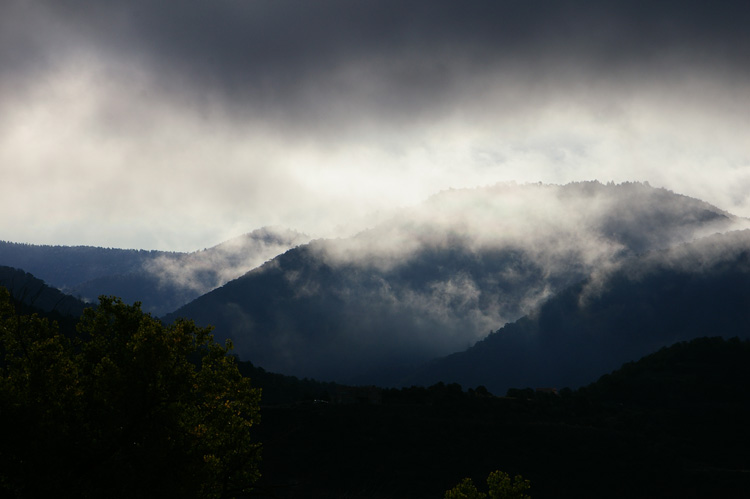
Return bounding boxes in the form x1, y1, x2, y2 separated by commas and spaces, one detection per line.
0, 268, 88, 340
167, 182, 744, 383
0, 266, 87, 318
404, 229, 750, 394
254, 336, 750, 498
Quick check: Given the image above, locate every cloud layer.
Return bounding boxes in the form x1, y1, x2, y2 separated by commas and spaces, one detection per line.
2, 1, 749, 250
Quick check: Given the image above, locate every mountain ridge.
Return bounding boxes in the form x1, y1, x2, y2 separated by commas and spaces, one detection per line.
167, 181, 747, 384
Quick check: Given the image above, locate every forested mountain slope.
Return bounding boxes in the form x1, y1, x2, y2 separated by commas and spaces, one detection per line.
168, 182, 745, 383
405, 229, 750, 393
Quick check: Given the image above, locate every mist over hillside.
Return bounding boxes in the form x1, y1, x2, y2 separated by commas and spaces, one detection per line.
168, 181, 746, 383
5, 181, 749, 389
0, 227, 309, 315
70, 227, 310, 315
406, 229, 750, 394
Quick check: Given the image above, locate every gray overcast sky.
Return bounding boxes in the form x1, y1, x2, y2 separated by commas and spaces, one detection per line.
2, 0, 749, 250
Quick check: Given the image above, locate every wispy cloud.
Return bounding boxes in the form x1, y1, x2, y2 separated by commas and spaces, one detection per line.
143, 227, 309, 294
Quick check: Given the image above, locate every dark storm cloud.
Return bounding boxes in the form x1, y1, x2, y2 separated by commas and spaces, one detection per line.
7, 0, 749, 127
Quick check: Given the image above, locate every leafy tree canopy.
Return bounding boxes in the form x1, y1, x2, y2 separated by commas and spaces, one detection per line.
445, 470, 530, 499
0, 288, 261, 498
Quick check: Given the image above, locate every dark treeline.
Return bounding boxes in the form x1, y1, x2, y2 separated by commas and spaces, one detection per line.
3, 281, 750, 497
252, 337, 750, 498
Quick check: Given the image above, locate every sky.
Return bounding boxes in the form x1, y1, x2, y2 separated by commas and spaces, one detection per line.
2, 0, 749, 251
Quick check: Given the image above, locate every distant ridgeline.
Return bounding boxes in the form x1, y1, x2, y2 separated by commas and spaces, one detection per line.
0, 241, 170, 290
0, 227, 309, 316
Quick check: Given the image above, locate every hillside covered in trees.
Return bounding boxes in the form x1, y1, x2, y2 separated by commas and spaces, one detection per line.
167, 182, 746, 384
253, 336, 750, 498
403, 229, 750, 393
3, 181, 750, 497
2, 278, 750, 497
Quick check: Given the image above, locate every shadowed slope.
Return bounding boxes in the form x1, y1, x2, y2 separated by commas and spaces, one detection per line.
406, 230, 750, 393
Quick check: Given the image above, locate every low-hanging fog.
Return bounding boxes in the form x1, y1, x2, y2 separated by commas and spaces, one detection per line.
171, 182, 749, 382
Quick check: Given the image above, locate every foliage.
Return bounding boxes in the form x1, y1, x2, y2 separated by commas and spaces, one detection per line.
486, 470, 531, 499
444, 477, 485, 499
0, 288, 260, 498
445, 470, 530, 499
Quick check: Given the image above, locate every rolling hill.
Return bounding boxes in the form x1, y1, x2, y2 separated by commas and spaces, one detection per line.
167, 181, 746, 383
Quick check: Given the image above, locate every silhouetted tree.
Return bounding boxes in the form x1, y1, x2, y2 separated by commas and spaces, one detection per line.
0, 288, 261, 498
